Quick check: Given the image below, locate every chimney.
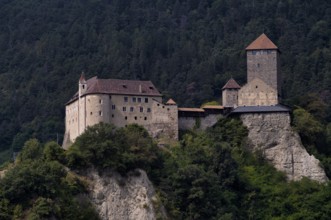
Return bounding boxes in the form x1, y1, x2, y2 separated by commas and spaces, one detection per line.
139, 84, 142, 93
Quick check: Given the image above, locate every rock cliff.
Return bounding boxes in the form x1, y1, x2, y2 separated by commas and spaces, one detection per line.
86, 169, 167, 220
240, 113, 328, 183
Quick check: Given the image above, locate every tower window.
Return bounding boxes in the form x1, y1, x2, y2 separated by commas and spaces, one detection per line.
257, 63, 260, 68
99, 99, 103, 104
82, 85, 85, 89
90, 112, 93, 115
140, 107, 143, 112
123, 107, 126, 112
112, 105, 115, 110
134, 116, 137, 120
99, 111, 102, 116
256, 85, 258, 88
112, 114, 114, 118
145, 98, 148, 103
125, 116, 128, 120
124, 97, 128, 102
144, 117, 147, 120
252, 51, 257, 55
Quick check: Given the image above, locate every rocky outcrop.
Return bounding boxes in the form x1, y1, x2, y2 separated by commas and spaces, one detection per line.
240, 112, 328, 183
86, 169, 167, 220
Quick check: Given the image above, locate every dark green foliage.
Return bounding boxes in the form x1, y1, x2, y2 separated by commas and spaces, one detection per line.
0, 139, 99, 220
67, 123, 159, 174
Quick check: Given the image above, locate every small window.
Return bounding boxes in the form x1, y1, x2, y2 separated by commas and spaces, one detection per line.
257, 63, 260, 68
134, 116, 137, 120
99, 99, 103, 104
138, 98, 141, 103
132, 97, 136, 102
252, 51, 257, 55
149, 86, 154, 90
124, 97, 128, 102
122, 84, 127, 88
145, 98, 148, 103
82, 85, 85, 89
144, 117, 147, 120
109, 95, 112, 100
130, 107, 134, 112
90, 112, 93, 115
99, 111, 102, 116
140, 107, 143, 112
147, 108, 151, 113
112, 114, 114, 118
167, 108, 170, 111
125, 116, 128, 120
256, 85, 258, 89
162, 106, 165, 108
123, 107, 126, 112
112, 105, 116, 110
157, 104, 160, 106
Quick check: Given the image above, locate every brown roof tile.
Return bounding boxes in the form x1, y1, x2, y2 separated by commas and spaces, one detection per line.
178, 108, 205, 112
67, 76, 162, 104
166, 98, 176, 105
202, 105, 224, 110
222, 78, 241, 90
246, 33, 278, 50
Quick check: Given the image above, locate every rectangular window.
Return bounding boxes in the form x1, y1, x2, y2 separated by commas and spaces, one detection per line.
132, 97, 136, 102
124, 97, 128, 102
130, 107, 134, 112
147, 108, 151, 113
138, 98, 141, 103
112, 105, 115, 110
99, 99, 103, 104
123, 107, 126, 112
145, 98, 148, 103
140, 107, 143, 112
99, 111, 102, 116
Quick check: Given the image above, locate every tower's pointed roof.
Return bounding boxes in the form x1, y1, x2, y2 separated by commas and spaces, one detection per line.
246, 33, 278, 50
222, 78, 241, 90
79, 72, 86, 83
166, 98, 176, 105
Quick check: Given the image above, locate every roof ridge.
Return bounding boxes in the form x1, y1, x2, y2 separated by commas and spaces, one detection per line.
246, 33, 278, 50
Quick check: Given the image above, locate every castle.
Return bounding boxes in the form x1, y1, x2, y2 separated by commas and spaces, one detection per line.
63, 34, 290, 148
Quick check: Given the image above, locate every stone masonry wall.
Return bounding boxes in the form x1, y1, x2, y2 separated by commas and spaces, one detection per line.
240, 112, 328, 182
178, 114, 224, 131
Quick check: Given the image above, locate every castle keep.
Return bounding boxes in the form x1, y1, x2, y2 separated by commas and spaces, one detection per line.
63, 34, 288, 147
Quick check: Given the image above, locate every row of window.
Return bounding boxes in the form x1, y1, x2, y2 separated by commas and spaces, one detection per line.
124, 97, 148, 103
125, 116, 148, 121
123, 106, 151, 112
251, 50, 272, 55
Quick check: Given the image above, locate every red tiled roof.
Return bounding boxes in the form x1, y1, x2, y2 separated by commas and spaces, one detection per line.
67, 76, 161, 104
246, 33, 278, 50
202, 105, 224, 110
178, 108, 205, 112
222, 78, 241, 90
166, 98, 176, 105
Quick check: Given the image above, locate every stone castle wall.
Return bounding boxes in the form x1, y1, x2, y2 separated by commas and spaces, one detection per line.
238, 78, 278, 106
178, 113, 224, 131
65, 93, 177, 144
247, 49, 280, 92
240, 112, 328, 182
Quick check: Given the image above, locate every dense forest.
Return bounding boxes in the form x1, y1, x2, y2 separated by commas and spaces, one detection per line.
2, 122, 331, 219
0, 0, 330, 161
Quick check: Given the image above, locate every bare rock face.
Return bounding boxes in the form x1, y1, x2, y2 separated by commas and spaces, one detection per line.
87, 169, 167, 220
240, 113, 328, 183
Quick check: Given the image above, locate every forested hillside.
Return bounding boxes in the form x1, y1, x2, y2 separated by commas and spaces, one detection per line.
0, 0, 330, 160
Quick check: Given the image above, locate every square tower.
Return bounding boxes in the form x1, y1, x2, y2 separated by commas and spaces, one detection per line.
246, 34, 281, 96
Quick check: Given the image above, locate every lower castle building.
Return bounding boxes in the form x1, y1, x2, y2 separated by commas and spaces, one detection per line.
63, 34, 289, 148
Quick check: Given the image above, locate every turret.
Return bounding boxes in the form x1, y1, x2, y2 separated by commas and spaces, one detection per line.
78, 72, 87, 97
246, 33, 281, 97
222, 78, 241, 107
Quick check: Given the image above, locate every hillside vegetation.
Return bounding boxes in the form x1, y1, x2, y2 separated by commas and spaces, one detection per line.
2, 122, 331, 219
0, 0, 330, 160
